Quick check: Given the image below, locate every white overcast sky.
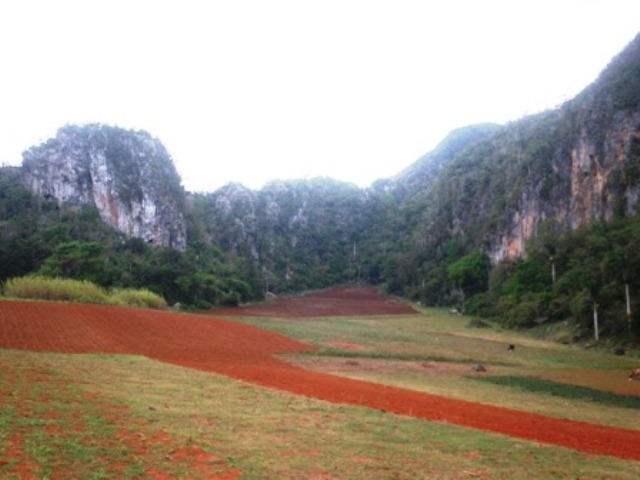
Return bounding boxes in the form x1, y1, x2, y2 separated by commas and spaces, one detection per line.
0, 1, 639, 192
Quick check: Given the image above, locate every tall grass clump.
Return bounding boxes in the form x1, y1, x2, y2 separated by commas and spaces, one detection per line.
2, 276, 167, 309
110, 288, 167, 309
3, 276, 109, 304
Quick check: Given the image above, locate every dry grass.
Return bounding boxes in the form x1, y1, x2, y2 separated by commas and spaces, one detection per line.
108, 287, 167, 309
2, 276, 166, 309
3, 276, 110, 304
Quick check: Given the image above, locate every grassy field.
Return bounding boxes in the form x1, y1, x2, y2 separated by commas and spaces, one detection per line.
233, 308, 640, 430
1, 306, 640, 478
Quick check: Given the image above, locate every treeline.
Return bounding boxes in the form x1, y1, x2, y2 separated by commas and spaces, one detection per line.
376, 213, 640, 344
467, 217, 640, 343
0, 172, 262, 309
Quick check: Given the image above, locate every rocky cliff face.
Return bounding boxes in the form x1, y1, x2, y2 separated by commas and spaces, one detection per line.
487, 110, 640, 263
390, 33, 640, 266
21, 124, 187, 250
192, 178, 366, 291
488, 33, 640, 263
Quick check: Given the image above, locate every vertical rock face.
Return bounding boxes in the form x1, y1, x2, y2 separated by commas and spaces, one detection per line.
403, 33, 640, 265
568, 112, 640, 225
21, 124, 187, 250
490, 110, 640, 264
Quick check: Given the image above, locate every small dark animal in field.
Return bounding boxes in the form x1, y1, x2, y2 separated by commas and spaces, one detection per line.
507, 344, 516, 353
471, 363, 487, 372
629, 368, 640, 381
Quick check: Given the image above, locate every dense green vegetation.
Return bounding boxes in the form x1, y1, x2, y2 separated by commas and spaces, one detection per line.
190, 178, 367, 293
467, 217, 640, 343
0, 170, 259, 309
352, 34, 640, 347
4, 126, 640, 342
373, 202, 640, 345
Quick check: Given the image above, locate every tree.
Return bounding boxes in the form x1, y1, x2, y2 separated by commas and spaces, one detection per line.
38, 241, 109, 284
602, 220, 640, 338
572, 232, 608, 341
447, 251, 490, 310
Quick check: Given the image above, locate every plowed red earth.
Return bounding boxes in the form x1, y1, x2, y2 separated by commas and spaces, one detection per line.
212, 285, 418, 317
1, 290, 640, 462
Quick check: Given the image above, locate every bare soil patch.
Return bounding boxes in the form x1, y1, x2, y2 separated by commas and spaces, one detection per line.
289, 357, 490, 376
211, 285, 418, 317
1, 290, 640, 462
324, 341, 371, 352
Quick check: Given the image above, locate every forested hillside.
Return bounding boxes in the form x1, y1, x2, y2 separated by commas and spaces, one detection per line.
0, 166, 258, 308
2, 33, 640, 344
369, 33, 640, 344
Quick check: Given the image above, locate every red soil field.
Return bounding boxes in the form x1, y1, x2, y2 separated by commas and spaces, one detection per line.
1, 289, 640, 462
212, 285, 418, 317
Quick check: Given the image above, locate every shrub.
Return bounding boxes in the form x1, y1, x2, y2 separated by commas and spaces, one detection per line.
3, 276, 109, 304
109, 288, 167, 309
2, 276, 167, 309
219, 292, 240, 307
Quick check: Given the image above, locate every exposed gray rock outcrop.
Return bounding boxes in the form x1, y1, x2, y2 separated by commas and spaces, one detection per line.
21, 124, 187, 250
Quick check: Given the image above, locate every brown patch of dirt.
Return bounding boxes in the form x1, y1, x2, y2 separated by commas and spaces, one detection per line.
324, 341, 370, 352
169, 447, 241, 480
211, 285, 418, 317
4, 434, 37, 479
289, 357, 482, 376
1, 291, 640, 462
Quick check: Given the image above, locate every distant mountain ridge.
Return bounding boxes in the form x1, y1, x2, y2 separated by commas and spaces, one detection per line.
394, 123, 501, 190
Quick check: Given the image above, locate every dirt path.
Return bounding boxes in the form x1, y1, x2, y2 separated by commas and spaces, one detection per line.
1, 298, 640, 461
